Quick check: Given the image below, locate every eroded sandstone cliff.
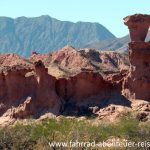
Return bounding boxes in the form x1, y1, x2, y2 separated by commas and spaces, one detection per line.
123, 42, 150, 100
123, 14, 150, 101
0, 48, 129, 125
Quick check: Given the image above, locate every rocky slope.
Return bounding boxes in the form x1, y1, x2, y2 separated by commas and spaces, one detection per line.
0, 16, 115, 56
30, 45, 129, 78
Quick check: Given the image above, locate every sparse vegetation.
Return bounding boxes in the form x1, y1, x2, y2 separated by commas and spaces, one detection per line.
0, 114, 150, 150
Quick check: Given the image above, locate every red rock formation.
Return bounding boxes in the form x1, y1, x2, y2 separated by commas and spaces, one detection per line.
123, 42, 150, 100
124, 14, 150, 41
123, 14, 150, 101
0, 56, 127, 119
0, 53, 33, 68
34, 60, 62, 116
56, 72, 117, 105
51, 45, 95, 73
29, 46, 129, 77
0, 66, 35, 116
55, 71, 130, 117
0, 61, 62, 119
0, 43, 130, 123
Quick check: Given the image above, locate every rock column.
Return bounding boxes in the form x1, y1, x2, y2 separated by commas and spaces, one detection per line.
123, 14, 150, 101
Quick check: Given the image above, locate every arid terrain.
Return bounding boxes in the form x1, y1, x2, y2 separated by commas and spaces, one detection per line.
0, 46, 131, 125
0, 13, 150, 150
0, 14, 150, 128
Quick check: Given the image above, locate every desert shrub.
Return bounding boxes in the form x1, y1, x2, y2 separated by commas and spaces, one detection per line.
0, 115, 149, 149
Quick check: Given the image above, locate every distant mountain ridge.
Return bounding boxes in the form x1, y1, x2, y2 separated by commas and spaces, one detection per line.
0, 15, 115, 56
85, 31, 150, 53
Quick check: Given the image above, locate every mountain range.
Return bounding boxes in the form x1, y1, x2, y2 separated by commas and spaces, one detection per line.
0, 15, 115, 56
0, 15, 149, 56
85, 31, 150, 53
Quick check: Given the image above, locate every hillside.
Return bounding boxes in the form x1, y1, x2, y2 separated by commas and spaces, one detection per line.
29, 45, 129, 78
85, 31, 150, 53
0, 16, 115, 56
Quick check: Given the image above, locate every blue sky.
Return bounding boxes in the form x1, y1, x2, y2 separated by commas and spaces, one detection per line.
0, 0, 150, 37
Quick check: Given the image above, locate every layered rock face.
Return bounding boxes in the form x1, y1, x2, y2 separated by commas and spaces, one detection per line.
123, 42, 150, 100
123, 14, 150, 101
0, 49, 128, 123
56, 72, 124, 108
0, 62, 62, 119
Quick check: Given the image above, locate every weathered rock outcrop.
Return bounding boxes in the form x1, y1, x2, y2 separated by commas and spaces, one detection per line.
0, 57, 127, 121
124, 14, 150, 41
123, 42, 150, 100
34, 60, 62, 116
56, 71, 130, 116
123, 14, 150, 101
0, 61, 62, 120
30, 45, 129, 77
57, 72, 122, 103
0, 66, 34, 115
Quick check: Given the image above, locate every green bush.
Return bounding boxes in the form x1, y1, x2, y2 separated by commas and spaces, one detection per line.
0, 115, 149, 150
